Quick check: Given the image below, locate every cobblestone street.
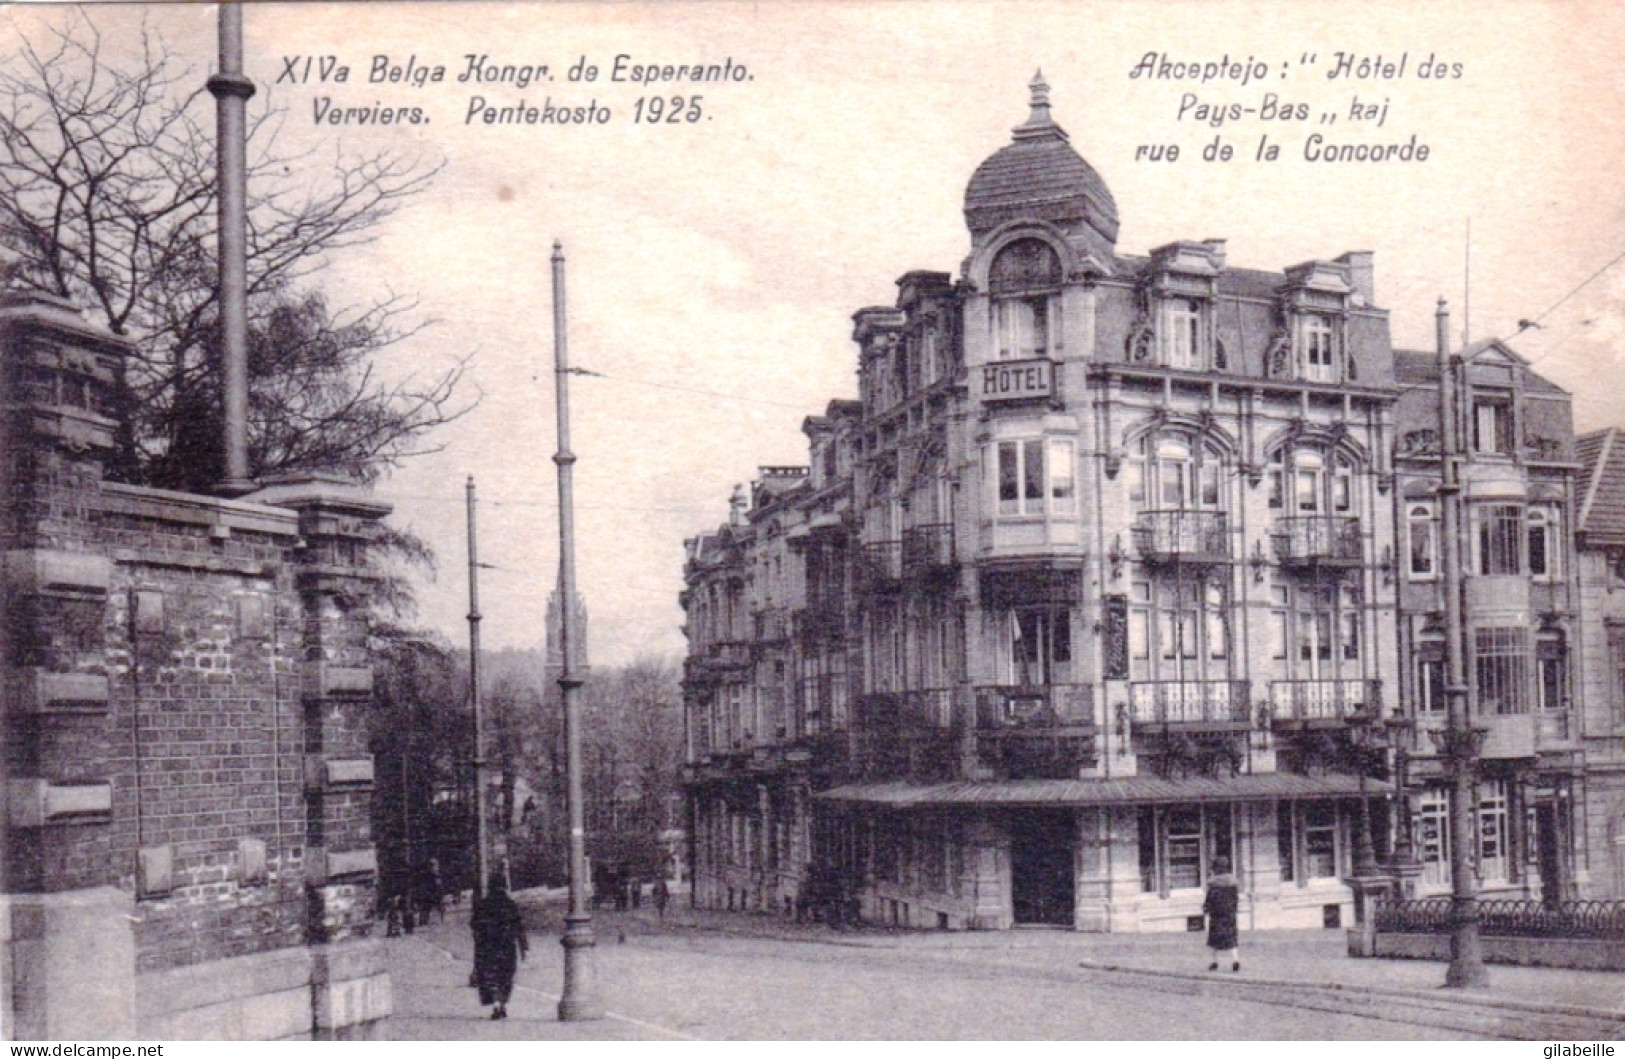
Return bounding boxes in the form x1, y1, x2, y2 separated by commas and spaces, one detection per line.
378, 898, 1625, 1040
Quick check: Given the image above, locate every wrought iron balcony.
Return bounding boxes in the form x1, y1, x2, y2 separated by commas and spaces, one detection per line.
902, 523, 956, 573
1127, 680, 1250, 726
1271, 516, 1362, 568
977, 684, 1095, 730
1131, 510, 1230, 564
1268, 678, 1381, 725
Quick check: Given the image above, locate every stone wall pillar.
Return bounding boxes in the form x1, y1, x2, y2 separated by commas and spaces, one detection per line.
247, 475, 391, 1039
0, 294, 135, 1039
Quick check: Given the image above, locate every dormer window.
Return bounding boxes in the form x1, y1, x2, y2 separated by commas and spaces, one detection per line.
1299, 314, 1337, 382
1474, 400, 1513, 455
1160, 298, 1204, 369
989, 238, 1061, 361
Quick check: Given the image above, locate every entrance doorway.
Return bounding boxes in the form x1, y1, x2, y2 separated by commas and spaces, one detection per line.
1536, 801, 1564, 903
1010, 810, 1075, 926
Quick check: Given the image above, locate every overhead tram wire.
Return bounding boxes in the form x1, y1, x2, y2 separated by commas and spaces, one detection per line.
1385, 238, 1625, 402
565, 364, 836, 411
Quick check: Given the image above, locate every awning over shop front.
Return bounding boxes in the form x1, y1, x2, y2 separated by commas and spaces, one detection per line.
815, 772, 1370, 809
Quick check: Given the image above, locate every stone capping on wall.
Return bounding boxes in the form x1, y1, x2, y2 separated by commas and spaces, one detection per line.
305, 663, 375, 700
97, 481, 301, 539
305, 848, 378, 885
303, 756, 375, 791
8, 779, 114, 827
7, 669, 111, 713
2, 549, 113, 596
137, 844, 175, 898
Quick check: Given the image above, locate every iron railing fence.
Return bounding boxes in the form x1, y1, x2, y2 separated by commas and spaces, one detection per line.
1374, 898, 1625, 940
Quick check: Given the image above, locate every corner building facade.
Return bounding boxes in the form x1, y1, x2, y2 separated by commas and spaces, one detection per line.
682, 78, 1586, 932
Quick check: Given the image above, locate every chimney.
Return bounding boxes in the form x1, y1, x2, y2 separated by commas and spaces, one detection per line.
1337, 251, 1375, 306
208, 3, 255, 495
729, 484, 748, 527
1435, 296, 1450, 358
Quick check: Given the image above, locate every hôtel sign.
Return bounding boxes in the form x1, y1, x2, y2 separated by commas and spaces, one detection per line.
982, 358, 1054, 402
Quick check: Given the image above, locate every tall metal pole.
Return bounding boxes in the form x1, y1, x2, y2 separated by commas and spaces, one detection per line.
208, 2, 254, 495
552, 241, 600, 1021
467, 476, 490, 898
1435, 298, 1488, 988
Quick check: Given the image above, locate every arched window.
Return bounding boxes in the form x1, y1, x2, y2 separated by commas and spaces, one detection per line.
1528, 505, 1560, 580
989, 239, 1061, 361
1407, 503, 1438, 580
1268, 448, 1357, 516
1127, 435, 1223, 512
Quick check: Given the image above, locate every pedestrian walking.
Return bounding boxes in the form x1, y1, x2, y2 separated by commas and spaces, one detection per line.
1203, 856, 1240, 973
470, 872, 528, 1020
653, 876, 670, 921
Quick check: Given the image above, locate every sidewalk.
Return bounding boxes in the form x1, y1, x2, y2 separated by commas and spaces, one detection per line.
382, 906, 651, 1041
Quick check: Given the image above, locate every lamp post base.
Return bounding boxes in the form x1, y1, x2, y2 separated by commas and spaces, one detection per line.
1443, 899, 1490, 989
557, 914, 601, 1021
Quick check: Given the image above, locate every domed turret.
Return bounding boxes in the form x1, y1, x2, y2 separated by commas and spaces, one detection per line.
963, 72, 1119, 250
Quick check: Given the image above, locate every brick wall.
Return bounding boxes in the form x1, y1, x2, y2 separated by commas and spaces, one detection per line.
2, 294, 391, 994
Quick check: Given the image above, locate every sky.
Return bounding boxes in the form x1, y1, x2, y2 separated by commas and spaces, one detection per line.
8, 1, 1625, 666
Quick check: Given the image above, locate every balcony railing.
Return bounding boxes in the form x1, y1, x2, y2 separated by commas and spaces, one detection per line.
1268, 678, 1380, 723
977, 684, 1094, 729
1128, 680, 1250, 726
1131, 510, 1230, 564
856, 541, 902, 592
707, 640, 751, 668
1271, 516, 1362, 567
902, 523, 955, 572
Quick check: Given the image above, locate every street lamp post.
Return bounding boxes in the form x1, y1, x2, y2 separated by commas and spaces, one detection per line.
552, 241, 600, 1021
467, 476, 490, 899
1434, 298, 1488, 988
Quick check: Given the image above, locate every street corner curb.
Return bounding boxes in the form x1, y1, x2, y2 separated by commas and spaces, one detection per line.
1074, 960, 1625, 1041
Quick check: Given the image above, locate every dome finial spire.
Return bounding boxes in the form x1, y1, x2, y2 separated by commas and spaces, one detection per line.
1029, 69, 1050, 114
1013, 69, 1066, 142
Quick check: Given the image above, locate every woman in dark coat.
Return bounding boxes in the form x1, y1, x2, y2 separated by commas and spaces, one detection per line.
1203, 856, 1240, 973
471, 873, 528, 1019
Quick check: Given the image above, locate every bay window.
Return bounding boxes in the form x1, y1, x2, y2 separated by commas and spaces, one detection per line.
993, 438, 1076, 517
1475, 627, 1530, 715
1477, 504, 1522, 575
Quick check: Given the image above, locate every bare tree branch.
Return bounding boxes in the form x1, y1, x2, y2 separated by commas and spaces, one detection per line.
0, 9, 468, 493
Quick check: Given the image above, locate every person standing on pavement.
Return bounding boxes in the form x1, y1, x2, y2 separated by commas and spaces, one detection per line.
471, 872, 528, 1020
653, 876, 670, 921
1203, 856, 1241, 973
